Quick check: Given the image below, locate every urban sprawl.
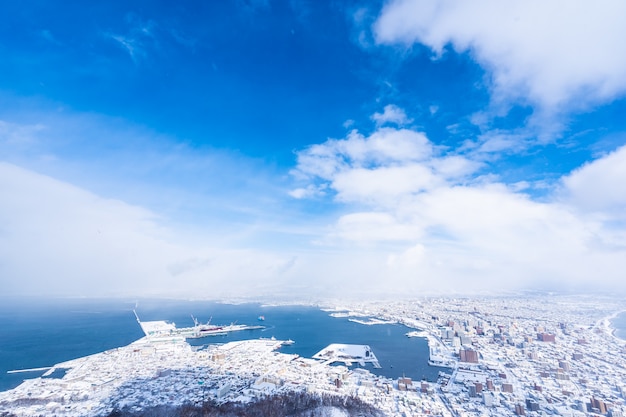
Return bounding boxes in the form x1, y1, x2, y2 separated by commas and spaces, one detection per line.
1, 295, 625, 417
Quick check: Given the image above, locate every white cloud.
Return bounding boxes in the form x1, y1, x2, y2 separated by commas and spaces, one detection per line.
293, 127, 435, 183
334, 212, 422, 243
387, 243, 425, 268
560, 144, 626, 219
431, 155, 483, 180
3, 105, 625, 297
371, 104, 413, 126
374, 0, 626, 112
292, 115, 482, 208
0, 163, 300, 298
473, 130, 529, 155
288, 184, 325, 199
333, 164, 441, 204
291, 121, 626, 294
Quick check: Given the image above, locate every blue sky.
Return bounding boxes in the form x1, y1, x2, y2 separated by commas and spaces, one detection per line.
1, 0, 626, 298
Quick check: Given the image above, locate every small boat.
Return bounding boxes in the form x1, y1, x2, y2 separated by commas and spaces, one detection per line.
258, 315, 265, 321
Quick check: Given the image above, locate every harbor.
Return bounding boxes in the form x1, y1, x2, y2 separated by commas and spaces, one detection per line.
133, 310, 265, 340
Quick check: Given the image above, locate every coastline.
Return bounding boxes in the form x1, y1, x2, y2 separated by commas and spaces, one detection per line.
604, 309, 626, 342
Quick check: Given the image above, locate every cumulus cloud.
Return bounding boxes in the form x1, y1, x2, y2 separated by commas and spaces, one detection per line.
371, 104, 413, 126
292, 120, 482, 208
560, 144, 626, 220
3, 103, 624, 297
374, 0, 626, 112
291, 115, 626, 294
332, 164, 441, 204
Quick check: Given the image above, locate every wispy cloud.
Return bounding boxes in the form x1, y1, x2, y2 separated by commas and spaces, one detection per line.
0, 106, 296, 245
105, 16, 158, 63
0, 162, 303, 298
109, 34, 145, 62
40, 29, 62, 46
236, 0, 270, 14
0, 120, 46, 148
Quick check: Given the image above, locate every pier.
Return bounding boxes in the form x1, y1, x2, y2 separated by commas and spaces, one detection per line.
7, 367, 52, 374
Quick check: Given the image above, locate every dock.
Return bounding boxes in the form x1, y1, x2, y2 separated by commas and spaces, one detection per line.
7, 367, 52, 374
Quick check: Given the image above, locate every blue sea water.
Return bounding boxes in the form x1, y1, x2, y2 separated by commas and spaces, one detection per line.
0, 298, 439, 393
611, 311, 626, 341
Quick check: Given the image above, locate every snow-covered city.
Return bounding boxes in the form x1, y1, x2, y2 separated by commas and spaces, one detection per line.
1, 295, 624, 417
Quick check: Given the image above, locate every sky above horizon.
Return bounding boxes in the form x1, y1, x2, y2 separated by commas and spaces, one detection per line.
1, 0, 626, 299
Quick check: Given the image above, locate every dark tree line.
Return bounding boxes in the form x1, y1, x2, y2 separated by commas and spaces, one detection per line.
106, 391, 384, 417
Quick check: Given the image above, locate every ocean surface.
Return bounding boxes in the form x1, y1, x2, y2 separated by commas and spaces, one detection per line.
611, 310, 626, 341
0, 298, 440, 393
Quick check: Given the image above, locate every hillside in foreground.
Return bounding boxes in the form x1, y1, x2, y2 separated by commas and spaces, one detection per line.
104, 392, 383, 417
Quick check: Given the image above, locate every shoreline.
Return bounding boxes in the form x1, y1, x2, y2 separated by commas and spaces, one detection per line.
602, 309, 626, 343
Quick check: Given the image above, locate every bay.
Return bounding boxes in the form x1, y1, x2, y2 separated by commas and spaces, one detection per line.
0, 298, 439, 393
